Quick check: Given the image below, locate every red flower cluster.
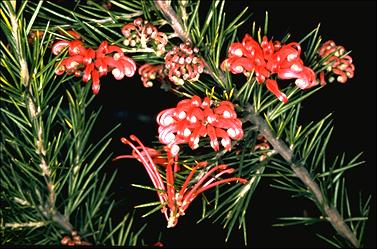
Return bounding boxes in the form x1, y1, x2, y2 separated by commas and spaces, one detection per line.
157, 95, 243, 156
164, 43, 205, 85
116, 135, 247, 228
52, 40, 136, 94
222, 34, 318, 103
138, 64, 165, 88
318, 40, 355, 85
121, 18, 168, 56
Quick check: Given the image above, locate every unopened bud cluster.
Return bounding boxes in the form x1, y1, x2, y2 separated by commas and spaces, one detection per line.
318, 40, 355, 84
60, 230, 91, 246
121, 18, 168, 56
164, 43, 205, 86
138, 64, 165, 88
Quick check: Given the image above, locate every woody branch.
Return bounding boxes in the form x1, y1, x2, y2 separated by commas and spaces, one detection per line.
245, 104, 359, 248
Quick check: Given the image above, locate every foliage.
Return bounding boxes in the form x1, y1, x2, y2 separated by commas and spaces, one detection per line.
0, 0, 372, 247
1, 1, 143, 245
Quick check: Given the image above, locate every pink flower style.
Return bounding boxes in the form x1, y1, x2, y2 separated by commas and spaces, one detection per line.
115, 135, 247, 228
221, 34, 318, 103
157, 95, 243, 156
318, 40, 355, 85
121, 17, 168, 56
52, 39, 136, 94
164, 43, 205, 85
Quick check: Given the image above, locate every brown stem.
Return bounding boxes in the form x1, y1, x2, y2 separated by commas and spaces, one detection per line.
246, 105, 360, 248
51, 210, 74, 232
154, 0, 192, 44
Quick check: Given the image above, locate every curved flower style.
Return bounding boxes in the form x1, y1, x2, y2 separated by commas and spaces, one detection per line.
138, 64, 165, 88
318, 40, 355, 85
122, 18, 168, 56
221, 34, 318, 103
115, 135, 247, 228
52, 39, 136, 94
164, 43, 205, 85
157, 95, 243, 156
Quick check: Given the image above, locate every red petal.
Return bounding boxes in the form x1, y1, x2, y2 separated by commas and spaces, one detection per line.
66, 30, 81, 40
220, 59, 229, 71
82, 63, 94, 83
190, 95, 202, 107
207, 125, 219, 151
229, 57, 255, 74
92, 69, 100, 85
187, 108, 205, 124
228, 43, 246, 57
96, 41, 108, 58
320, 71, 326, 86
107, 45, 123, 55
277, 68, 301, 80
215, 128, 231, 151
54, 64, 66, 75
157, 108, 176, 126
242, 34, 262, 55
111, 66, 125, 80
68, 40, 86, 56
214, 104, 236, 119
52, 40, 70, 55
83, 48, 95, 65
121, 57, 136, 77
295, 67, 317, 89
265, 79, 288, 103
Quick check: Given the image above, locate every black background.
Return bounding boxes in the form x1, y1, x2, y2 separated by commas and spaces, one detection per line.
92, 1, 376, 248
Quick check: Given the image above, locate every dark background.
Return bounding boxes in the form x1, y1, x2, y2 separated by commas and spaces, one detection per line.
92, 1, 376, 248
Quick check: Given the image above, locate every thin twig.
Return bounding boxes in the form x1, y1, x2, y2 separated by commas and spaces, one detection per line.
7, 0, 74, 234
154, 0, 192, 45
245, 104, 360, 248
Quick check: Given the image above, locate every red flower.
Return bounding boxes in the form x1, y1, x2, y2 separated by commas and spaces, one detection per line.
318, 40, 355, 85
164, 43, 205, 85
266, 79, 288, 103
157, 96, 243, 155
222, 34, 318, 102
51, 38, 136, 94
116, 135, 247, 228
